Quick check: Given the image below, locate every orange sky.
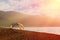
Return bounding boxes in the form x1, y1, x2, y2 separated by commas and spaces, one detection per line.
1, 0, 60, 26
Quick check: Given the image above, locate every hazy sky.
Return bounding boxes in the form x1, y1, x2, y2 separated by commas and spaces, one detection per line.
0, 0, 60, 15
1, 0, 60, 35
0, 0, 41, 14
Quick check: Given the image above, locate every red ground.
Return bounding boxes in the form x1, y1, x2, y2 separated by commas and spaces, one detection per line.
0, 28, 60, 40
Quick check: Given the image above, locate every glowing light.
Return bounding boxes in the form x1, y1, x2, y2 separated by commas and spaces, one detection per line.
55, 0, 60, 2
47, 0, 60, 9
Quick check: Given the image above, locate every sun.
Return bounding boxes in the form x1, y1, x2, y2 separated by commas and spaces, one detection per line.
43, 0, 60, 18
48, 0, 60, 9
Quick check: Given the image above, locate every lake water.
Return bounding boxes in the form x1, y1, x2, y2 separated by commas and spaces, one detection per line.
3, 27, 60, 35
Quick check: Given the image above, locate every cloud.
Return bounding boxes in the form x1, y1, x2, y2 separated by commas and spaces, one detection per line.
0, 0, 45, 15
0, 2, 11, 11
0, 0, 15, 11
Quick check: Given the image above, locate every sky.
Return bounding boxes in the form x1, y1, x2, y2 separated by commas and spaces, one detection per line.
0, 0, 60, 15
1, 0, 60, 35
0, 0, 41, 15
